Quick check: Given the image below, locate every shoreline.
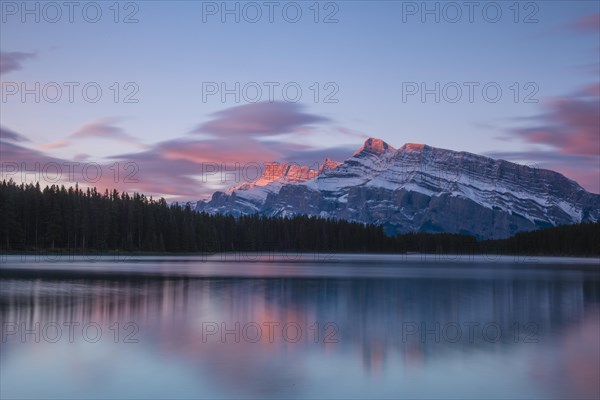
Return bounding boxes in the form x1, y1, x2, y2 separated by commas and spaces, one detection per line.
1, 249, 599, 259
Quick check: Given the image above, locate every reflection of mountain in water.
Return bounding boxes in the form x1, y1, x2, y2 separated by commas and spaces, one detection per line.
1, 272, 599, 398
2, 275, 599, 349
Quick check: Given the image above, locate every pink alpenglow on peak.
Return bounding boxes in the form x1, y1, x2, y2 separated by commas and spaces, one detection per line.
228, 158, 342, 193
320, 158, 343, 173
399, 143, 427, 152
246, 162, 319, 187
198, 137, 600, 239
354, 138, 395, 156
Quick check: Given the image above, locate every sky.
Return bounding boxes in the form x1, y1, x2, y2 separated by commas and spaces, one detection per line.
1, 0, 599, 201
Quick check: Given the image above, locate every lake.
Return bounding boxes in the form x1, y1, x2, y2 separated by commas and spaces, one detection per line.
1, 254, 599, 399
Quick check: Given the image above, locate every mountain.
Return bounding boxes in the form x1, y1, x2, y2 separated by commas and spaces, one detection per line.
196, 138, 600, 239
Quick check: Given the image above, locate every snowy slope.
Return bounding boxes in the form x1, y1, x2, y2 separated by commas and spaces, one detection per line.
196, 138, 600, 238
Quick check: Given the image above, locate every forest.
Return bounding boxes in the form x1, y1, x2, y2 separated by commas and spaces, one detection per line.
1, 180, 598, 256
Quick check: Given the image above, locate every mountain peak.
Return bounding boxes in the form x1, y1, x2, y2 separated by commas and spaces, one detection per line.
320, 158, 342, 173
198, 138, 599, 239
354, 138, 395, 156
399, 143, 428, 152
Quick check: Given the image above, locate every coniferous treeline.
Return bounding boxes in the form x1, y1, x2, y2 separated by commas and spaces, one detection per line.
482, 222, 600, 257
1, 180, 598, 256
0, 180, 393, 253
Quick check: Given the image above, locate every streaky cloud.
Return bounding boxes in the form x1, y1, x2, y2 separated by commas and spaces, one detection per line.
0, 126, 30, 142
0, 51, 36, 75
192, 101, 330, 137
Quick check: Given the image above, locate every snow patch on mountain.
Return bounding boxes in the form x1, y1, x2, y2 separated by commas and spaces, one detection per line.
196, 138, 600, 239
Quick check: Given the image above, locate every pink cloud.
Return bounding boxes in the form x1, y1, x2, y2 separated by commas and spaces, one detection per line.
578, 82, 600, 97
497, 63, 599, 193
2, 104, 353, 200
1, 137, 201, 200
157, 139, 283, 164
511, 95, 599, 156
554, 163, 600, 194
40, 140, 71, 150
568, 13, 600, 32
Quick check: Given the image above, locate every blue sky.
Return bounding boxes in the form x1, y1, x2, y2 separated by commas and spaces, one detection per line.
1, 1, 599, 200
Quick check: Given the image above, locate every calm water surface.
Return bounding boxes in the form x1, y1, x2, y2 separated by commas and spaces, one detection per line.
1, 254, 599, 399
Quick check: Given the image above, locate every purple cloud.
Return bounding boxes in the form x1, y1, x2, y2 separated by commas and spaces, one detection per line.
71, 118, 141, 144
192, 102, 330, 137
33, 119, 144, 152
0, 140, 69, 184
2, 102, 361, 200
507, 95, 599, 156
0, 126, 30, 142
105, 133, 359, 200
0, 138, 201, 201
0, 51, 36, 75
496, 77, 599, 193
74, 153, 91, 161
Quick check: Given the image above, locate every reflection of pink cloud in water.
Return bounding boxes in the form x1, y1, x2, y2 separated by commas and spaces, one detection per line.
2, 275, 599, 398
532, 307, 600, 399
403, 343, 424, 372
143, 281, 315, 397
363, 341, 384, 377
560, 307, 600, 398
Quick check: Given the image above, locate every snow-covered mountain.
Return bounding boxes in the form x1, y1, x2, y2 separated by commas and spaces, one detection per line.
196, 138, 600, 239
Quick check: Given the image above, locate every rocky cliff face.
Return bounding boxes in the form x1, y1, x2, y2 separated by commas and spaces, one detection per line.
196, 138, 600, 239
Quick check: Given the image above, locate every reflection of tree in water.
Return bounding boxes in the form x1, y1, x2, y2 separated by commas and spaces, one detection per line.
1, 275, 599, 396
